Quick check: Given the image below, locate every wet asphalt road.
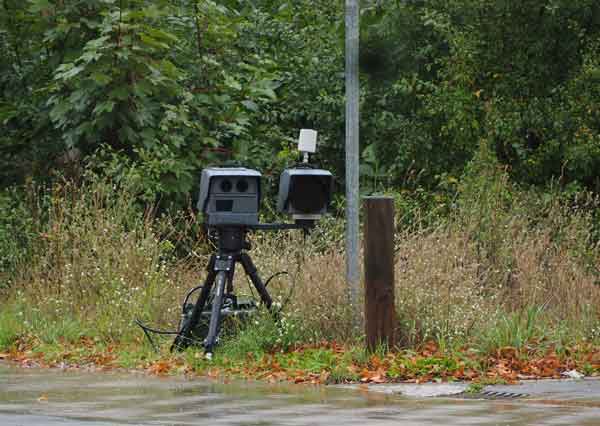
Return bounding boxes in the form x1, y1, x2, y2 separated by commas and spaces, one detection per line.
2, 362, 600, 426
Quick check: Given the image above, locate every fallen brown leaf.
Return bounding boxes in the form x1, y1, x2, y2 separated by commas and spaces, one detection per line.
148, 361, 171, 376
498, 347, 518, 359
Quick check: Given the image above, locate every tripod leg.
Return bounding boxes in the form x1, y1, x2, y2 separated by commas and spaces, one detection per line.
204, 270, 228, 357
227, 261, 235, 294
240, 253, 273, 309
171, 255, 217, 352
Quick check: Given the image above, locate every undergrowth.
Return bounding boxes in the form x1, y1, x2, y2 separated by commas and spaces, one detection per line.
1, 150, 600, 375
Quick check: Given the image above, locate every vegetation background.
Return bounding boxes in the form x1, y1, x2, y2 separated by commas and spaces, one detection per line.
1, 0, 600, 381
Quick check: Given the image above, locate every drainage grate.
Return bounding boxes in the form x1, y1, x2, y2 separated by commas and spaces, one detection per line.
480, 390, 529, 399
457, 390, 529, 400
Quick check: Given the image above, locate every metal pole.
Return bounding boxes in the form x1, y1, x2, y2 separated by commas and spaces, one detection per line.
345, 0, 360, 318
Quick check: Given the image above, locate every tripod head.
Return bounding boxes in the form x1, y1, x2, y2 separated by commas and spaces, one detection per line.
207, 220, 316, 257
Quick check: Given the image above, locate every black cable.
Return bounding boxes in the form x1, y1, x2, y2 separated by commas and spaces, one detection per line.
277, 273, 296, 316
265, 271, 292, 315
286, 235, 307, 314
135, 319, 197, 353
135, 320, 181, 336
265, 271, 289, 288
244, 271, 292, 315
265, 271, 296, 315
181, 285, 204, 311
137, 321, 159, 352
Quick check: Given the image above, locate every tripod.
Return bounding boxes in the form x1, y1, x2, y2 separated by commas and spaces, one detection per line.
171, 227, 273, 356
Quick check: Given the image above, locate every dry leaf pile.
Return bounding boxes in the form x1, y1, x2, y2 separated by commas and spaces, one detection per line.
2, 338, 598, 386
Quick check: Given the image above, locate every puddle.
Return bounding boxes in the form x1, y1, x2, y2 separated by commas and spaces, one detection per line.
2, 362, 600, 425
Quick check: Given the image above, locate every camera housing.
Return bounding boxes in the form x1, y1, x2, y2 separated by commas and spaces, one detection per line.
197, 168, 261, 226
277, 168, 333, 220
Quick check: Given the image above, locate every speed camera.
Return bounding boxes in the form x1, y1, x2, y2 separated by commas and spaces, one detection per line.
197, 168, 261, 226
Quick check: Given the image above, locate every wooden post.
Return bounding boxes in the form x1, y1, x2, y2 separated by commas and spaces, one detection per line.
363, 196, 395, 351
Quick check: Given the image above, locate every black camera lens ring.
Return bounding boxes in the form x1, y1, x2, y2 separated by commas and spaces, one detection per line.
236, 179, 249, 193
220, 179, 233, 193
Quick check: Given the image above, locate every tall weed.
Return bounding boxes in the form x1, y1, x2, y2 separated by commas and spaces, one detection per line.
1, 155, 599, 353
6, 177, 194, 342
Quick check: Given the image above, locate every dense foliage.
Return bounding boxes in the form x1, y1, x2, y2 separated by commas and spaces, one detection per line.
2, 0, 600, 198
2, 0, 600, 359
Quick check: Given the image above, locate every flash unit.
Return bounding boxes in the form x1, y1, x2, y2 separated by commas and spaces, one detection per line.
277, 129, 333, 221
277, 168, 332, 220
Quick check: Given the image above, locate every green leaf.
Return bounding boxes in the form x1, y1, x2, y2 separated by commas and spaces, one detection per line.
27, 0, 51, 14
139, 34, 170, 51
109, 87, 130, 101
56, 65, 85, 81
241, 100, 259, 112
145, 27, 179, 43
91, 72, 112, 86
93, 101, 115, 115
224, 76, 242, 91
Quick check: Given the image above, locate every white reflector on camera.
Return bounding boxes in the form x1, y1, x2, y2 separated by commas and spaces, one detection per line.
298, 129, 318, 154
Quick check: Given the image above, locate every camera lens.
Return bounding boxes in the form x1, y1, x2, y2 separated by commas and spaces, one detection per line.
289, 176, 329, 213
220, 179, 233, 192
236, 179, 249, 193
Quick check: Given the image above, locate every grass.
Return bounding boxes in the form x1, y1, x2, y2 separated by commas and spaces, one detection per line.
465, 382, 485, 394
1, 159, 600, 383
475, 306, 548, 355
3, 333, 596, 385
0, 305, 22, 349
